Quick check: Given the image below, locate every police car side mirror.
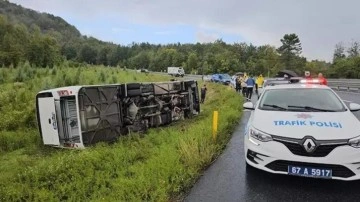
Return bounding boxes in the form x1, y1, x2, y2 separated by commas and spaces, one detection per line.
243, 102, 255, 110
349, 103, 360, 112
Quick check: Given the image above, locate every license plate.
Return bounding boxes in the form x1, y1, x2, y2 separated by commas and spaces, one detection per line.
288, 165, 332, 178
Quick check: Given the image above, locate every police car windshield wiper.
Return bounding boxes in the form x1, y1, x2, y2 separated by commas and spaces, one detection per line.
287, 105, 336, 112
263, 104, 288, 110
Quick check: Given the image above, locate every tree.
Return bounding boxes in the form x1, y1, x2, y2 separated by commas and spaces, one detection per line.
79, 44, 97, 64
128, 51, 150, 69
347, 40, 359, 58
97, 46, 111, 66
61, 45, 77, 60
186, 52, 198, 73
41, 35, 60, 68
277, 33, 302, 70
277, 33, 302, 55
333, 42, 346, 62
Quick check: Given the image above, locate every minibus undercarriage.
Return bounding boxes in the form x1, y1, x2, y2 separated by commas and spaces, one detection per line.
36, 80, 200, 148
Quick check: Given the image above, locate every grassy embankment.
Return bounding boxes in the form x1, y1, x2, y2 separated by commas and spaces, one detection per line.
0, 65, 244, 201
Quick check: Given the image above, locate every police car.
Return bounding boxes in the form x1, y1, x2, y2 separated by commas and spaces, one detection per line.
243, 79, 360, 181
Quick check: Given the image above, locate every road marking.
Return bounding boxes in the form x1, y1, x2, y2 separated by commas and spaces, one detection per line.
343, 100, 354, 103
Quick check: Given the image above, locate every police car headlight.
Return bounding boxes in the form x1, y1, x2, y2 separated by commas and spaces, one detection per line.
348, 136, 360, 148
249, 127, 273, 142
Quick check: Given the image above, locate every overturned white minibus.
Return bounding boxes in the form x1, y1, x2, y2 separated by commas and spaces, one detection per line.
36, 80, 200, 149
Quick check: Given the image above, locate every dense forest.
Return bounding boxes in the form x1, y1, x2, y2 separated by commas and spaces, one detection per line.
1, 0, 360, 78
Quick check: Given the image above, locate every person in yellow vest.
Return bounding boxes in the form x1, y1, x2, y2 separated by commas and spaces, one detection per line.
256, 74, 264, 87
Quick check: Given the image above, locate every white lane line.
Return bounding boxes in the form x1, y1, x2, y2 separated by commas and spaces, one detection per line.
343, 100, 354, 102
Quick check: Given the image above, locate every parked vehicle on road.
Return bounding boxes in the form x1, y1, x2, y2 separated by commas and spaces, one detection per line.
211, 74, 232, 85
243, 80, 360, 181
167, 67, 185, 77
36, 80, 200, 149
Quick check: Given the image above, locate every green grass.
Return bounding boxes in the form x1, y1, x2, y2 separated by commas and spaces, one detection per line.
0, 66, 243, 201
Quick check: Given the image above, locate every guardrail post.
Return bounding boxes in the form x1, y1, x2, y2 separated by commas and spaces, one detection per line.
212, 111, 218, 142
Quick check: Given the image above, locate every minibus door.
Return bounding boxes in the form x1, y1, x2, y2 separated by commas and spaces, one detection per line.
38, 97, 60, 146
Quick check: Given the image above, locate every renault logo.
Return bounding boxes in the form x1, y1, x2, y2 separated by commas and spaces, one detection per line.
303, 139, 316, 153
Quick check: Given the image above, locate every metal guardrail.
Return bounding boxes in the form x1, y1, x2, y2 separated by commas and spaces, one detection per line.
327, 79, 360, 92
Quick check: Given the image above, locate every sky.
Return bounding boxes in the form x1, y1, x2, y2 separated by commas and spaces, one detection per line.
9, 0, 360, 62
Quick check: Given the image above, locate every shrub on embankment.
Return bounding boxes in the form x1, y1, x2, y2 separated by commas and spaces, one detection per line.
0, 66, 243, 201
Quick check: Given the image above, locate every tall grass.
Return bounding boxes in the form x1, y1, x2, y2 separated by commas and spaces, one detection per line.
0, 66, 243, 201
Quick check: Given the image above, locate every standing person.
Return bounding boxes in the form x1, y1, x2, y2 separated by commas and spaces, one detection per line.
254, 81, 258, 96
241, 77, 247, 97
256, 74, 264, 88
246, 75, 256, 101
200, 84, 207, 103
254, 75, 258, 95
318, 73, 328, 85
256, 74, 264, 96
242, 73, 248, 96
235, 76, 241, 93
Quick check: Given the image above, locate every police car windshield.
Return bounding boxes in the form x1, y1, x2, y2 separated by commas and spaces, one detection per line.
258, 88, 346, 112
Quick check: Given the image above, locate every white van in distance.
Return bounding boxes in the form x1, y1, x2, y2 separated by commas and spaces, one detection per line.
167, 67, 185, 77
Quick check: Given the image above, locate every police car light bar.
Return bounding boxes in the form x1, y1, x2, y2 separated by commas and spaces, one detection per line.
299, 79, 321, 84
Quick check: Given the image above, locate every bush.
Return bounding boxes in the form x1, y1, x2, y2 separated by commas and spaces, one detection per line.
100, 71, 106, 83
0, 130, 40, 153
13, 68, 25, 82
0, 68, 6, 84
111, 75, 117, 83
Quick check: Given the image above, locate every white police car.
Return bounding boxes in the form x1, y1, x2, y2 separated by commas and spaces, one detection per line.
243, 81, 360, 181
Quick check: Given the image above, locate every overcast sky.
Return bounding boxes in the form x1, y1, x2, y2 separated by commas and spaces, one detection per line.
9, 0, 360, 62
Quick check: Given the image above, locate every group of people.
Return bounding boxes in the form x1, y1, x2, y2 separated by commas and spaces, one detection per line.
234, 74, 264, 101
200, 71, 328, 104
306, 71, 328, 85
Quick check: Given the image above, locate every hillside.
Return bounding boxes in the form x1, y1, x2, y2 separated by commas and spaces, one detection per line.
0, 0, 119, 65
0, 0, 81, 42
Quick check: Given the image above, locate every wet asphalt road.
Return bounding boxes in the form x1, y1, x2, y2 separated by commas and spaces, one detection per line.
185, 90, 360, 202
